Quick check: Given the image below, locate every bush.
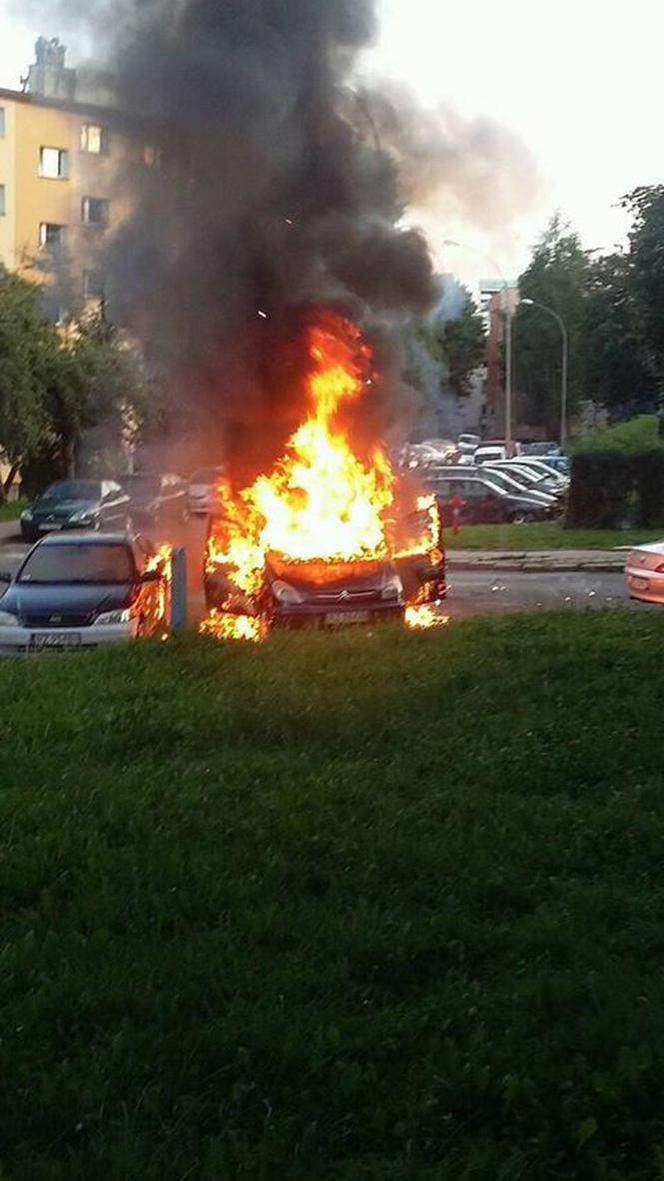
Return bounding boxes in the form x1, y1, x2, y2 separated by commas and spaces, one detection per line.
567, 448, 664, 528
569, 414, 664, 454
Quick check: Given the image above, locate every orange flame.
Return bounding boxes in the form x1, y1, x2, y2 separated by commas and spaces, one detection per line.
202, 314, 442, 641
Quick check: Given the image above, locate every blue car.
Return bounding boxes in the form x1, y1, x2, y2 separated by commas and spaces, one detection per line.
20, 479, 131, 542
0, 533, 166, 653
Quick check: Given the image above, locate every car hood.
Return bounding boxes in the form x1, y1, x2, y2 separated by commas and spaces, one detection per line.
30, 498, 99, 520
1, 581, 133, 620
266, 557, 396, 595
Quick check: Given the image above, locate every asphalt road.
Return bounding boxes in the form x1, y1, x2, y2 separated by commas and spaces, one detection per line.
0, 523, 650, 621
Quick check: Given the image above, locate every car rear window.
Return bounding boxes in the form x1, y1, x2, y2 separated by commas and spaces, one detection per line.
19, 543, 134, 584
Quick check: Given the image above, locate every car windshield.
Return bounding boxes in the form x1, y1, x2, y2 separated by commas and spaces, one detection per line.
124, 476, 160, 497
18, 543, 134, 584
42, 480, 102, 501
191, 468, 223, 483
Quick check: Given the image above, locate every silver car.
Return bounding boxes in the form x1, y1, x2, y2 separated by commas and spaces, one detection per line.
625, 540, 664, 604
186, 466, 225, 516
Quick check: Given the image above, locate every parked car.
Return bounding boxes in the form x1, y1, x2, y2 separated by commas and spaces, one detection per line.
540, 454, 571, 477
520, 441, 561, 456
474, 440, 520, 464
457, 433, 481, 456
20, 479, 130, 543
427, 465, 558, 508
625, 539, 664, 604
486, 461, 567, 501
187, 466, 226, 516
122, 472, 187, 530
503, 456, 569, 489
400, 440, 456, 471
0, 533, 167, 652
432, 474, 559, 524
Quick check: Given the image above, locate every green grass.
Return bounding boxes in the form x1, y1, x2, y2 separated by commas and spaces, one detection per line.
3, 617, 664, 1179
569, 414, 664, 454
445, 521, 664, 550
0, 498, 26, 521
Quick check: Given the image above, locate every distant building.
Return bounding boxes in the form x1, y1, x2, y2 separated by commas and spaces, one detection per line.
479, 280, 518, 437
0, 38, 151, 314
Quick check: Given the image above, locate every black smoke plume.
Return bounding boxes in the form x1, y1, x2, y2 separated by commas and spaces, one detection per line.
33, 0, 437, 473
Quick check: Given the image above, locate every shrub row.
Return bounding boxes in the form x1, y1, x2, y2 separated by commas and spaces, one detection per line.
567, 449, 664, 528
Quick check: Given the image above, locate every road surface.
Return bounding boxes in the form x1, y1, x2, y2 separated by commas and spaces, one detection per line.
0, 524, 652, 621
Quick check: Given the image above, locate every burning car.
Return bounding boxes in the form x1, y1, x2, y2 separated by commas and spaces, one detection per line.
200, 313, 447, 641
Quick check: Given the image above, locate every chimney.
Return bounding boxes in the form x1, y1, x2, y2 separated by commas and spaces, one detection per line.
24, 37, 77, 102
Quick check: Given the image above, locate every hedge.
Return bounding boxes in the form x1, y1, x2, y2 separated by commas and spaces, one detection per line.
567, 448, 664, 528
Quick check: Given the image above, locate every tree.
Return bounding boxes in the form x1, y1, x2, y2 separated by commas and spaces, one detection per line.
435, 290, 486, 397
0, 267, 148, 498
0, 268, 53, 495
582, 251, 657, 419
622, 186, 664, 389
514, 215, 589, 434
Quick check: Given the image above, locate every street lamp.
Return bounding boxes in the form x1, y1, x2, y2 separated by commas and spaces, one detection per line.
520, 298, 569, 445
442, 239, 514, 445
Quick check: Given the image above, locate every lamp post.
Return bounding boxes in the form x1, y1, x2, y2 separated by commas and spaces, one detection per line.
442, 239, 514, 445
520, 298, 569, 445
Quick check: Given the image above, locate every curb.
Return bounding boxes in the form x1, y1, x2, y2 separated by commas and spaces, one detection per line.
447, 552, 625, 574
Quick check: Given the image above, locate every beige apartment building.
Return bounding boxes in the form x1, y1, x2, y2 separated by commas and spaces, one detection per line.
0, 38, 146, 310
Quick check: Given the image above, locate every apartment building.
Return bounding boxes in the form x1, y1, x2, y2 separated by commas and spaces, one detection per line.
0, 38, 147, 311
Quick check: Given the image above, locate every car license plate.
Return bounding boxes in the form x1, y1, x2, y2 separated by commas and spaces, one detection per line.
325, 610, 371, 626
631, 576, 649, 591
30, 632, 81, 649
39, 523, 62, 531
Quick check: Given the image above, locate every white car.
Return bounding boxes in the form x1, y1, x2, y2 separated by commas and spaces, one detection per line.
187, 466, 226, 516
625, 540, 664, 604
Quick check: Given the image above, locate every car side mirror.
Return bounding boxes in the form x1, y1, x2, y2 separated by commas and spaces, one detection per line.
139, 569, 161, 584
0, 572, 11, 583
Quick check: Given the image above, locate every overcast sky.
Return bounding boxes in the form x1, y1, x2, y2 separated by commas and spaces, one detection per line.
1, 0, 662, 286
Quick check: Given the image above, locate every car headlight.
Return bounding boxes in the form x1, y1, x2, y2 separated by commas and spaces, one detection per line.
381, 574, 404, 601
20, 509, 33, 521
95, 607, 133, 625
70, 509, 97, 524
271, 579, 305, 605
0, 609, 19, 626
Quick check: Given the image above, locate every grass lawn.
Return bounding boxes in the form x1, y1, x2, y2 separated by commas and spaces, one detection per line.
3, 616, 664, 1179
0, 498, 26, 522
445, 521, 664, 550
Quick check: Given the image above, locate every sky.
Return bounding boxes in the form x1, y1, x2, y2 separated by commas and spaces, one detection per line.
1, 0, 663, 288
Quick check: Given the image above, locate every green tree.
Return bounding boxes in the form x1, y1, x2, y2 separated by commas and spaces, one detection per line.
0, 267, 53, 495
514, 215, 589, 434
622, 185, 664, 389
583, 251, 657, 418
436, 290, 486, 397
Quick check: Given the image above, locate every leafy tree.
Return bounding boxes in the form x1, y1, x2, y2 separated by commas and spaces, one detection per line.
582, 251, 657, 419
0, 267, 147, 498
0, 268, 53, 494
622, 186, 664, 389
514, 215, 589, 434
436, 290, 486, 397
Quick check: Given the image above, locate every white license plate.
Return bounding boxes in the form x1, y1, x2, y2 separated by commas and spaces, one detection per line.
31, 632, 81, 649
39, 523, 62, 531
631, 576, 649, 591
325, 610, 371, 626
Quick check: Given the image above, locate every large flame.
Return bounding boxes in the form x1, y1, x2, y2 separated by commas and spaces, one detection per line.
202, 314, 442, 640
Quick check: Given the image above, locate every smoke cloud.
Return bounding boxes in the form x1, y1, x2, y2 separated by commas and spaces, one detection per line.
19, 1, 540, 470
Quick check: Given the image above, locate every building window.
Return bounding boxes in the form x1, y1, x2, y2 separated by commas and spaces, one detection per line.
0, 186, 5, 216
39, 222, 67, 251
81, 196, 109, 226
0, 109, 5, 138
80, 123, 107, 154
83, 270, 105, 299
39, 146, 69, 179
